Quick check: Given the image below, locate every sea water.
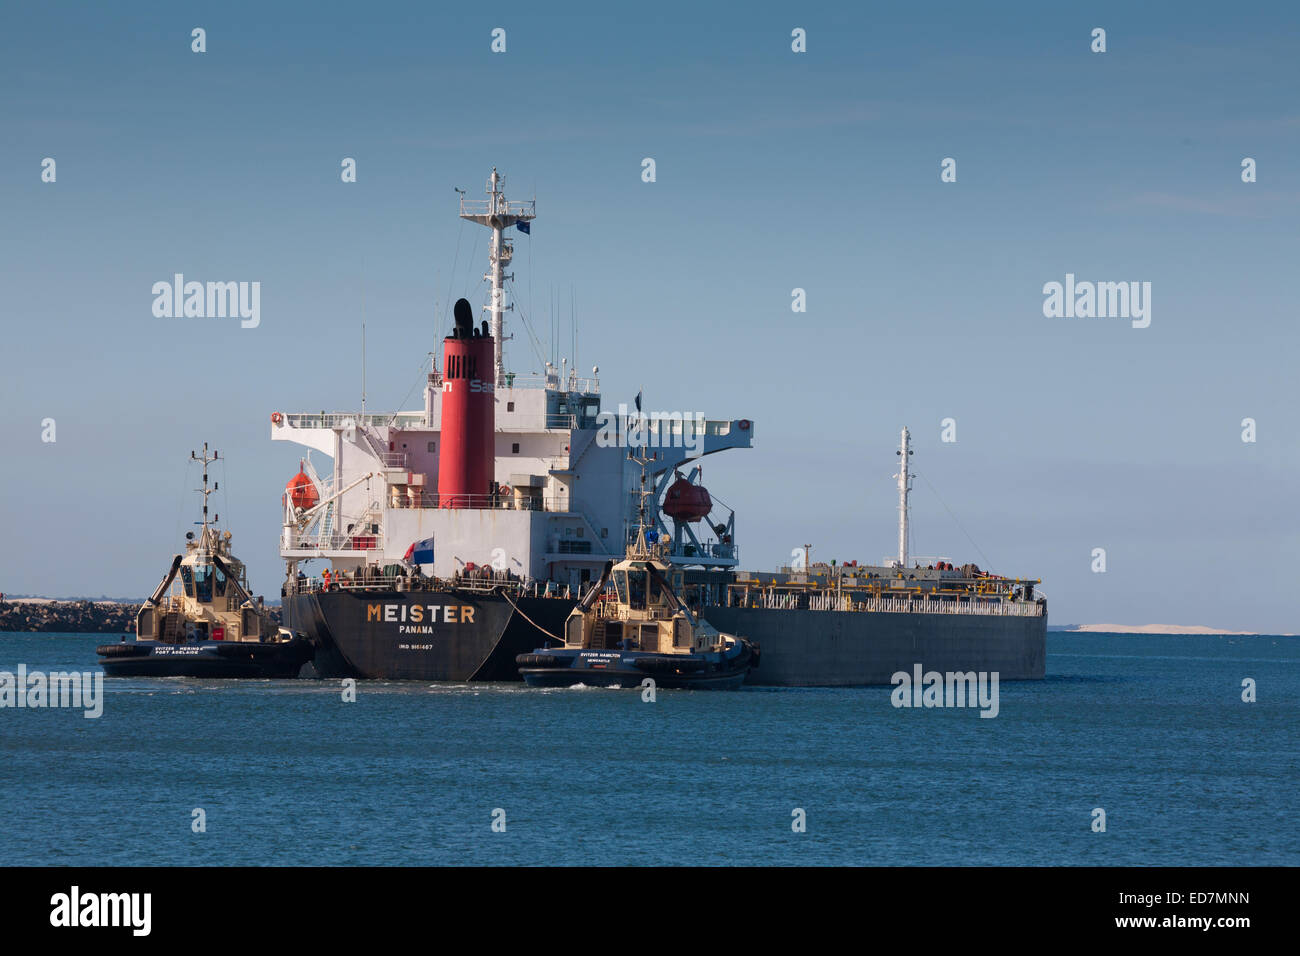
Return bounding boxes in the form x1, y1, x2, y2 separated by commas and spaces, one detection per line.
0, 632, 1295, 866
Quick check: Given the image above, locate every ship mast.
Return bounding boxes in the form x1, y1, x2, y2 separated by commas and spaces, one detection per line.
894, 427, 912, 568
459, 168, 537, 386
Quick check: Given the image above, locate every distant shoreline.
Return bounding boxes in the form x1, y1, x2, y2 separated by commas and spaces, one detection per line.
2, 597, 143, 605
1050, 624, 1290, 636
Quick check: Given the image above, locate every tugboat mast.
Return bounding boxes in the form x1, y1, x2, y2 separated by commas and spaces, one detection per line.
192, 443, 220, 550
894, 427, 912, 568
628, 450, 657, 557
459, 168, 536, 386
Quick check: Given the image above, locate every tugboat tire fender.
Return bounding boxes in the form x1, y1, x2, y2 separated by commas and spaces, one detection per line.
516, 653, 564, 668
96, 643, 140, 658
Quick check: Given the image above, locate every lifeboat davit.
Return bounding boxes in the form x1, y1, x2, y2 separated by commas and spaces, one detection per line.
663, 477, 712, 522
286, 465, 319, 511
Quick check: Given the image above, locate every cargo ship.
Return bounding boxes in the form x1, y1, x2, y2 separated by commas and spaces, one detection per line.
275, 168, 1045, 684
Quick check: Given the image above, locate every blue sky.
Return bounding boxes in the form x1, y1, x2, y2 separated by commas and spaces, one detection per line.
1, 2, 1297, 630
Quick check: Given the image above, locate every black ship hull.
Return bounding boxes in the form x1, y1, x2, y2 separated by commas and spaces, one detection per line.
96, 638, 315, 679
700, 604, 1047, 686
282, 588, 576, 681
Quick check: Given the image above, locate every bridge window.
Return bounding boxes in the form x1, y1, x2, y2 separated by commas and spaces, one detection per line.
624, 570, 647, 610
193, 565, 213, 603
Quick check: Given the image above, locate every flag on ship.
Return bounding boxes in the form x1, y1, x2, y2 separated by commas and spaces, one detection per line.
404, 537, 436, 564
516, 220, 530, 235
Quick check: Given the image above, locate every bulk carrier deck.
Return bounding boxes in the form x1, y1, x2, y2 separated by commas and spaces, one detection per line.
701, 427, 1047, 685
705, 565, 1046, 686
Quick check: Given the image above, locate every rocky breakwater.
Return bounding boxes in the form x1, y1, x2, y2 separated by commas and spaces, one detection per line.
0, 599, 282, 633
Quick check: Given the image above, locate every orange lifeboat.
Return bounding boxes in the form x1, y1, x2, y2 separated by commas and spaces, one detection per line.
286, 464, 319, 511
663, 476, 712, 522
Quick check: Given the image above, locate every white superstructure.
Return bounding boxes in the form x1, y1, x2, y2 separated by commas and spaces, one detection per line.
272, 170, 753, 592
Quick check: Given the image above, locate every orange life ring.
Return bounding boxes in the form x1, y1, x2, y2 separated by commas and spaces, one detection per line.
498, 485, 512, 496
271, 412, 284, 425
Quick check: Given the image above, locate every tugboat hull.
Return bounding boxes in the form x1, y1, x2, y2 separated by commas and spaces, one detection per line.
516, 645, 757, 690
96, 639, 315, 679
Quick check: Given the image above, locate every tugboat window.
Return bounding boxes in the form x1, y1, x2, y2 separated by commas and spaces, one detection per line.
214, 567, 227, 597
194, 565, 213, 603
614, 571, 628, 605
657, 578, 676, 607
180, 566, 194, 597
626, 569, 647, 610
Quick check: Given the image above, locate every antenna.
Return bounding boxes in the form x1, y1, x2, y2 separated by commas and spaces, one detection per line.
191, 442, 221, 547
360, 257, 368, 417
459, 168, 536, 386
627, 448, 658, 557
894, 427, 914, 568
625, 383, 660, 556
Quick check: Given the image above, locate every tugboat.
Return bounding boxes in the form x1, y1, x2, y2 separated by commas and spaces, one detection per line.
516, 457, 759, 689
96, 445, 314, 678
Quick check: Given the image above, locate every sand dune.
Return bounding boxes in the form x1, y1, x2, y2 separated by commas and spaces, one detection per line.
1070, 624, 1258, 635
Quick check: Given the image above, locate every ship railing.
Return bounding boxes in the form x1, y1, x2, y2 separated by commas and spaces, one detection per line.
597, 604, 675, 623
878, 556, 952, 568
850, 596, 1044, 616
386, 494, 571, 512
283, 532, 386, 552
280, 412, 426, 431
499, 373, 600, 394
459, 197, 536, 219
287, 567, 549, 596
673, 541, 736, 561
731, 589, 1044, 617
